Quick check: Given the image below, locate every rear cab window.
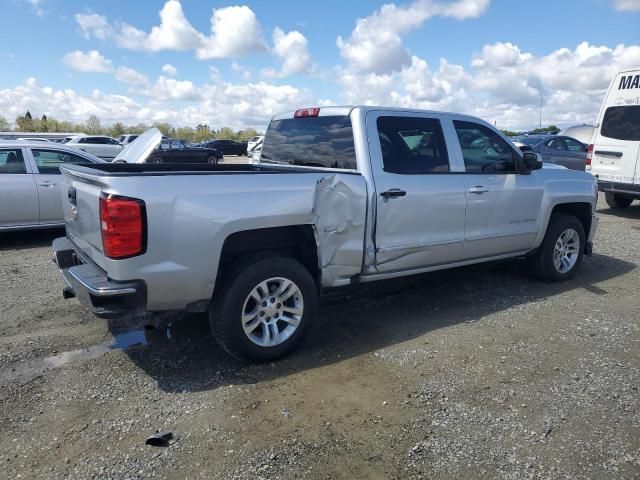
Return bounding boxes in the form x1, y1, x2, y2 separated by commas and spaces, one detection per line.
261, 115, 357, 170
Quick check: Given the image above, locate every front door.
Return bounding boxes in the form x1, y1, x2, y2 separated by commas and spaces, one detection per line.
447, 118, 543, 259
368, 112, 467, 273
0, 148, 39, 228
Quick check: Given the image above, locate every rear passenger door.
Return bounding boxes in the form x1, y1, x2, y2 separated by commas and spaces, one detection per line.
447, 118, 542, 259
368, 112, 467, 272
0, 148, 39, 228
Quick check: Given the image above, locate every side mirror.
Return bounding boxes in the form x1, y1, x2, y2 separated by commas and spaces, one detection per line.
523, 151, 543, 171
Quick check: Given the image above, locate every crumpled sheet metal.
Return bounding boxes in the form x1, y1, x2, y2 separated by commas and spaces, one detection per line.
311, 174, 367, 286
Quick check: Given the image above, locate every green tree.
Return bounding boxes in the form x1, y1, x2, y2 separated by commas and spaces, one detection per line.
0, 114, 10, 131
85, 115, 101, 135
15, 114, 34, 131
108, 122, 126, 138
152, 121, 176, 137
194, 123, 212, 142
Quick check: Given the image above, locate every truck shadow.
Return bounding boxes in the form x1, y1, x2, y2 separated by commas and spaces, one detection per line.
598, 204, 640, 220
0, 228, 64, 252
117, 252, 635, 393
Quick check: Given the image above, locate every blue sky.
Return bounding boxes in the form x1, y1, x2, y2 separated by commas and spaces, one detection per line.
1, 0, 639, 130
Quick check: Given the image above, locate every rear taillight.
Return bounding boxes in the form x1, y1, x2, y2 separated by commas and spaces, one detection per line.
294, 107, 320, 118
100, 194, 146, 259
586, 144, 593, 169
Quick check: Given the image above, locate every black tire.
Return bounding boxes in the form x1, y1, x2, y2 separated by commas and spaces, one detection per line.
210, 255, 318, 361
529, 214, 585, 282
207, 156, 219, 165
605, 192, 633, 209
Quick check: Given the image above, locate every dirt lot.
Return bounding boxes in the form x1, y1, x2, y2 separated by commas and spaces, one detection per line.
1, 196, 638, 480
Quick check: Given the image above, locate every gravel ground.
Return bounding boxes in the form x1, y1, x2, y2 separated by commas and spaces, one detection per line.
0, 196, 638, 479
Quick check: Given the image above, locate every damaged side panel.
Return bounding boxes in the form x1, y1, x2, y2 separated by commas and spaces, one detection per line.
311, 173, 368, 287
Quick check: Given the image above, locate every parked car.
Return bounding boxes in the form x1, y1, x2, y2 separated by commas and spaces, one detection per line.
201, 139, 247, 156
0, 142, 103, 230
53, 106, 598, 361
118, 134, 139, 145
588, 67, 640, 209
530, 135, 588, 171
17, 137, 53, 142
64, 135, 123, 160
247, 135, 264, 154
114, 134, 223, 164
559, 125, 594, 145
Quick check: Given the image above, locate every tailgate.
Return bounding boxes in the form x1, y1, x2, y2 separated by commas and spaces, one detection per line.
60, 169, 107, 271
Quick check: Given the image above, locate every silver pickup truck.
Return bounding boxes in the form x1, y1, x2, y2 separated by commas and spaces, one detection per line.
53, 106, 599, 361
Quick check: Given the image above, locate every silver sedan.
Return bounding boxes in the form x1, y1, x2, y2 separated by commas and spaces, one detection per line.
0, 142, 104, 231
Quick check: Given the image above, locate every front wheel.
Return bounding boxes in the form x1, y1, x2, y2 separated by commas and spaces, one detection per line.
210, 256, 318, 361
529, 214, 585, 282
206, 156, 219, 165
605, 192, 633, 209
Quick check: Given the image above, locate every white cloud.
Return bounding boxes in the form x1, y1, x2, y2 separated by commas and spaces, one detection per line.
0, 77, 310, 130
339, 42, 640, 130
144, 76, 200, 101
613, 0, 640, 11
74, 2, 267, 59
196, 5, 267, 59
115, 67, 148, 85
75, 13, 112, 39
0, 78, 141, 124
62, 50, 113, 73
337, 0, 490, 74
262, 27, 312, 78
162, 64, 178, 76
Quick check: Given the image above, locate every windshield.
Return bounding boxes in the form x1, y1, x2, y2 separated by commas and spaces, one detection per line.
261, 115, 356, 169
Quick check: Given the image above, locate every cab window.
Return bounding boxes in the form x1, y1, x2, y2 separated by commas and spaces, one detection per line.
32, 149, 92, 174
453, 121, 516, 173
0, 149, 26, 174
376, 116, 449, 174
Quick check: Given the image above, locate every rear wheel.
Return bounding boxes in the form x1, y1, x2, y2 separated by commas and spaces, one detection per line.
529, 214, 585, 282
605, 192, 633, 209
207, 156, 219, 165
210, 256, 317, 361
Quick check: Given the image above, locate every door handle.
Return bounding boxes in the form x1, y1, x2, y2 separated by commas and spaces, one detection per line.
469, 186, 488, 194
38, 181, 56, 187
380, 189, 407, 201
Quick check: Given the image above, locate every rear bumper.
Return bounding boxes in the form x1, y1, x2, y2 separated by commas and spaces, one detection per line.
52, 237, 146, 319
597, 181, 640, 199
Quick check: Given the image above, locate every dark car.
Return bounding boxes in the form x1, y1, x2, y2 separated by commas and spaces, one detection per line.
201, 139, 248, 156
147, 138, 223, 164
532, 135, 587, 171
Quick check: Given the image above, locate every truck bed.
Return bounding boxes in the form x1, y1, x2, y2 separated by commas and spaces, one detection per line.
61, 162, 349, 177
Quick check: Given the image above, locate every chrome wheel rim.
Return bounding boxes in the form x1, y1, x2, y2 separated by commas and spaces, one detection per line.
241, 277, 303, 347
553, 228, 580, 273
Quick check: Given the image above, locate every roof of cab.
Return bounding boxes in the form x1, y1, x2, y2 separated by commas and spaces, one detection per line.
271, 105, 485, 122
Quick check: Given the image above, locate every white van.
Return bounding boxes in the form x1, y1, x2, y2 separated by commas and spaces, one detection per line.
588, 67, 640, 209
